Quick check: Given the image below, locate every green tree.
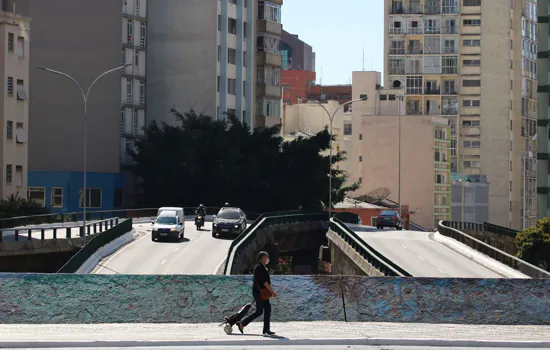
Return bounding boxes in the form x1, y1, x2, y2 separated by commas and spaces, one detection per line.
515, 217, 550, 271
0, 194, 50, 220
130, 109, 359, 214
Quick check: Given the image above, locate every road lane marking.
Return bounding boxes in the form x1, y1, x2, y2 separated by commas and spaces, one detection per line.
418, 256, 425, 261
213, 256, 227, 275
174, 248, 180, 252
401, 245, 407, 249
94, 229, 150, 274
161, 260, 166, 265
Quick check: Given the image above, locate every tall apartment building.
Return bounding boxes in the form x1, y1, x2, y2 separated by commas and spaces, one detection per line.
281, 30, 315, 71
537, 0, 550, 219
256, 0, 283, 128
384, 0, 538, 229
0, 10, 30, 199
147, 0, 255, 128
9, 0, 148, 212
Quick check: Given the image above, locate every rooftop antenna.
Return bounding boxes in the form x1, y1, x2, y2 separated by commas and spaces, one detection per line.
362, 47, 365, 71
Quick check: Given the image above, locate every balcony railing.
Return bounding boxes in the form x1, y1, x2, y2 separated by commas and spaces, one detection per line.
390, 5, 423, 14
408, 47, 423, 54
442, 89, 458, 95
425, 7, 441, 15
388, 68, 405, 75
389, 48, 406, 55
443, 47, 458, 54
427, 108, 442, 115
442, 67, 458, 74
389, 27, 406, 35
406, 88, 423, 95
442, 27, 459, 34
407, 107, 422, 115
425, 28, 441, 34
442, 7, 459, 14
408, 27, 424, 35
442, 108, 458, 115
424, 88, 441, 95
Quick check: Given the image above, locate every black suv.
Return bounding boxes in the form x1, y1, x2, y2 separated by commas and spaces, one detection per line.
212, 207, 247, 238
376, 210, 403, 230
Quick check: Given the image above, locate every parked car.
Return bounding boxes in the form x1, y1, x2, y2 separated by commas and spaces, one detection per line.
212, 207, 247, 238
376, 210, 403, 230
152, 207, 185, 241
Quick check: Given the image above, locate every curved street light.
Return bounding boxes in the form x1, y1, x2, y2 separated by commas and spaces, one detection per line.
297, 95, 368, 219
37, 63, 132, 236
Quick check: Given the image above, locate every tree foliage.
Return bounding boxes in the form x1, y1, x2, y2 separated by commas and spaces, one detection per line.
515, 217, 550, 271
130, 109, 359, 214
0, 194, 50, 220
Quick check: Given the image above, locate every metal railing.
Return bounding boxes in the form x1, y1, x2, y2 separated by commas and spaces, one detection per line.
446, 221, 518, 238
330, 217, 411, 277
0, 206, 222, 229
57, 218, 133, 273
438, 221, 550, 278
0, 217, 121, 243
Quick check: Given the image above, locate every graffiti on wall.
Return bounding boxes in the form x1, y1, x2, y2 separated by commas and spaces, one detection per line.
0, 274, 548, 325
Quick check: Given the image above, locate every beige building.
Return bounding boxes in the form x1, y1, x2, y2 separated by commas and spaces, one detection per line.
350, 71, 451, 229
0, 10, 30, 199
283, 100, 351, 169
256, 0, 283, 129
384, 0, 537, 229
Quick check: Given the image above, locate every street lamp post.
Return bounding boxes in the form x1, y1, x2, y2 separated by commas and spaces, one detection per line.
297, 96, 368, 219
37, 64, 131, 236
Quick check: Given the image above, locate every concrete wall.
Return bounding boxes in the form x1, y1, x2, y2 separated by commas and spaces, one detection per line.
0, 274, 548, 325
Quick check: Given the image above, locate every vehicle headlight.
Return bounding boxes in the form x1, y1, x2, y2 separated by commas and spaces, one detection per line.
235, 225, 239, 228
171, 228, 177, 232
213, 222, 218, 226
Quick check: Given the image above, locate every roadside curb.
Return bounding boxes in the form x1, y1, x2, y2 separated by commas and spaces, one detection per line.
2, 338, 549, 349
75, 229, 135, 274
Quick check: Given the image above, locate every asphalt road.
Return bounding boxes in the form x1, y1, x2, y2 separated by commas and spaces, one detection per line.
348, 225, 501, 278
92, 221, 232, 275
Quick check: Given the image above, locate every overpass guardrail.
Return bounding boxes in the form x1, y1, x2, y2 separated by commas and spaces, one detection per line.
57, 218, 133, 273
330, 217, 411, 277
438, 220, 550, 279
0, 218, 122, 243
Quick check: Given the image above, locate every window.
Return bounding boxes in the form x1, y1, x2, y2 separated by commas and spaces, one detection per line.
344, 123, 352, 135
257, 34, 280, 55
227, 108, 236, 118
126, 79, 132, 104
243, 50, 247, 67
380, 94, 388, 101
135, 0, 140, 14
16, 79, 27, 100
243, 81, 246, 96
8, 32, 14, 52
15, 122, 26, 144
463, 79, 480, 87
5, 164, 12, 184
228, 18, 237, 35
7, 77, 13, 96
17, 36, 24, 58
228, 48, 236, 64
14, 165, 22, 187
135, 51, 139, 65
463, 140, 481, 148
140, 22, 146, 46
258, 1, 281, 23
127, 19, 133, 44
28, 187, 45, 206
228, 78, 237, 95
442, 56, 458, 74
462, 120, 480, 127
114, 188, 123, 208
51, 188, 63, 207
359, 134, 363, 140
463, 39, 481, 46
463, 19, 481, 26
217, 76, 220, 92
6, 121, 13, 140
120, 110, 125, 133
218, 45, 221, 62
258, 99, 281, 118
243, 22, 247, 38
133, 110, 138, 134
463, 100, 481, 107
139, 80, 145, 105
463, 0, 481, 5
79, 188, 102, 208
359, 156, 363, 162
218, 15, 222, 31
463, 59, 481, 67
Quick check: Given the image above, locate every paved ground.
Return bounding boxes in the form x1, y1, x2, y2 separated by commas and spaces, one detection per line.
92, 221, 232, 275
6, 347, 543, 350
0, 322, 548, 348
349, 225, 501, 278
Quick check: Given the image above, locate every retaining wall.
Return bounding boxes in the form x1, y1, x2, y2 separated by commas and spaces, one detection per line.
1, 275, 548, 325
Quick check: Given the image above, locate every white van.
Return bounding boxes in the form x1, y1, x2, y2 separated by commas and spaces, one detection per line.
152, 207, 185, 242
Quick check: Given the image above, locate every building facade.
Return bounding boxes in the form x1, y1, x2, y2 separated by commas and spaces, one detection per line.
451, 173, 489, 224
384, 0, 537, 229
350, 71, 451, 229
281, 30, 315, 71
537, 0, 549, 220
255, 0, 283, 128
0, 10, 30, 200
10, 0, 147, 212
147, 0, 255, 129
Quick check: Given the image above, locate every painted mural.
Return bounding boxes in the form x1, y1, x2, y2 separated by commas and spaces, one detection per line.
0, 274, 548, 325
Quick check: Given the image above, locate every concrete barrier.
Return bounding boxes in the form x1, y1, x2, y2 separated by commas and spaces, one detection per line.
0, 275, 548, 325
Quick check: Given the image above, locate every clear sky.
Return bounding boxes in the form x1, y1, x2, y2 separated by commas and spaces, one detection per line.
282, 0, 384, 85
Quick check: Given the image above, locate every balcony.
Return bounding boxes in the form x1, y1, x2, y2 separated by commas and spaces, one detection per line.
424, 28, 441, 34
424, 88, 440, 95
407, 107, 422, 115
442, 67, 458, 74
442, 108, 458, 115
256, 84, 281, 99
427, 107, 442, 115
443, 47, 458, 54
442, 26, 459, 34
256, 51, 282, 67
442, 88, 458, 95
390, 5, 422, 14
408, 47, 423, 54
425, 7, 441, 15
257, 19, 282, 36
388, 67, 406, 75
389, 48, 406, 55
389, 27, 406, 35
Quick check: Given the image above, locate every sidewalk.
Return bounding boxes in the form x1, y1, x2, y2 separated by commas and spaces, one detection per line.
0, 322, 549, 348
